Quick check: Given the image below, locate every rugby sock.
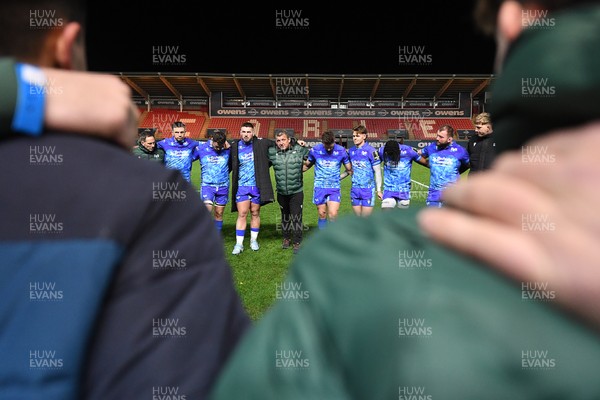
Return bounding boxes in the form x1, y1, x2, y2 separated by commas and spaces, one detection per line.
250, 227, 259, 241
236, 229, 245, 245
214, 220, 223, 231
318, 218, 328, 230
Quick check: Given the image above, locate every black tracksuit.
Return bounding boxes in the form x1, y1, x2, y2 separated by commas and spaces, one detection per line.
467, 134, 496, 173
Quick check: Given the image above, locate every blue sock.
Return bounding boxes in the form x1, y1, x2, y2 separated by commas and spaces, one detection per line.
318, 218, 328, 230
250, 227, 259, 241
214, 220, 223, 231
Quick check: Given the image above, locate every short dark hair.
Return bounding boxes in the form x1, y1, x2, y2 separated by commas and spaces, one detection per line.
139, 130, 155, 143
438, 125, 455, 138
171, 121, 185, 130
212, 130, 226, 146
241, 122, 254, 130
383, 140, 401, 164
353, 125, 367, 135
275, 130, 289, 138
321, 131, 335, 145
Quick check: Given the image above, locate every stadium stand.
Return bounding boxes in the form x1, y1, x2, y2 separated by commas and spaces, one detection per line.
139, 111, 475, 141
206, 118, 273, 138
138, 110, 206, 139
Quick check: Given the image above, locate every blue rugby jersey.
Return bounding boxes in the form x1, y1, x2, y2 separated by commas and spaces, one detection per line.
196, 140, 230, 187
349, 143, 380, 188
421, 142, 469, 202
307, 143, 350, 189
157, 137, 199, 182
237, 140, 256, 187
379, 144, 421, 193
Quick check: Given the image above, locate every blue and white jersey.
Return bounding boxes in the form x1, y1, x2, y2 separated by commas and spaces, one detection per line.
421, 142, 470, 201
157, 137, 199, 182
237, 140, 256, 187
349, 143, 380, 188
307, 143, 350, 189
379, 144, 421, 193
195, 140, 230, 187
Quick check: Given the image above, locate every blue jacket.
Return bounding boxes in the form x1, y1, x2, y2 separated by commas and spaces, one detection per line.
0, 133, 250, 399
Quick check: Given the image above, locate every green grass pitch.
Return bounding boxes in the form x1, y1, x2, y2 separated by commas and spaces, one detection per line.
190, 160, 466, 321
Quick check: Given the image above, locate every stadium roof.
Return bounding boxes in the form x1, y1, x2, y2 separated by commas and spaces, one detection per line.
118, 73, 495, 103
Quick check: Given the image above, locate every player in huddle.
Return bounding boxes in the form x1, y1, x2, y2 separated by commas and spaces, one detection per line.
378, 138, 427, 209
195, 130, 231, 231
157, 121, 199, 182
304, 130, 352, 229
419, 125, 470, 207
348, 125, 381, 217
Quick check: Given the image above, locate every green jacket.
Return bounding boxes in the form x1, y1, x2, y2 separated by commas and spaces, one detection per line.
210, 208, 600, 400
132, 143, 165, 163
0, 58, 17, 133
492, 3, 600, 153
267, 143, 309, 196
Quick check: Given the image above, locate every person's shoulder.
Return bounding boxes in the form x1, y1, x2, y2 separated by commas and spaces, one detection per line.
184, 138, 198, 147
453, 142, 468, 152
421, 142, 434, 152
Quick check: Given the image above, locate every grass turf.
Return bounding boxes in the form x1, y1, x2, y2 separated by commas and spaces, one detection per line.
190, 160, 464, 320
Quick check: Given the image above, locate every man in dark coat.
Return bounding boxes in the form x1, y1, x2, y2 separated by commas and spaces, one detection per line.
229, 122, 275, 254
467, 112, 496, 173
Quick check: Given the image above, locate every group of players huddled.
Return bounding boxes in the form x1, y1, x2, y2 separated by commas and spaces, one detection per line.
133, 113, 494, 255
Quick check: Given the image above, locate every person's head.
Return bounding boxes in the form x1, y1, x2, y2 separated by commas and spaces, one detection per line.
240, 122, 255, 143
436, 125, 454, 147
0, 1, 87, 70
171, 121, 186, 142
211, 130, 227, 151
275, 131, 291, 151
474, 0, 594, 72
139, 131, 156, 152
474, 112, 493, 137
383, 140, 401, 164
352, 125, 367, 147
321, 131, 335, 152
